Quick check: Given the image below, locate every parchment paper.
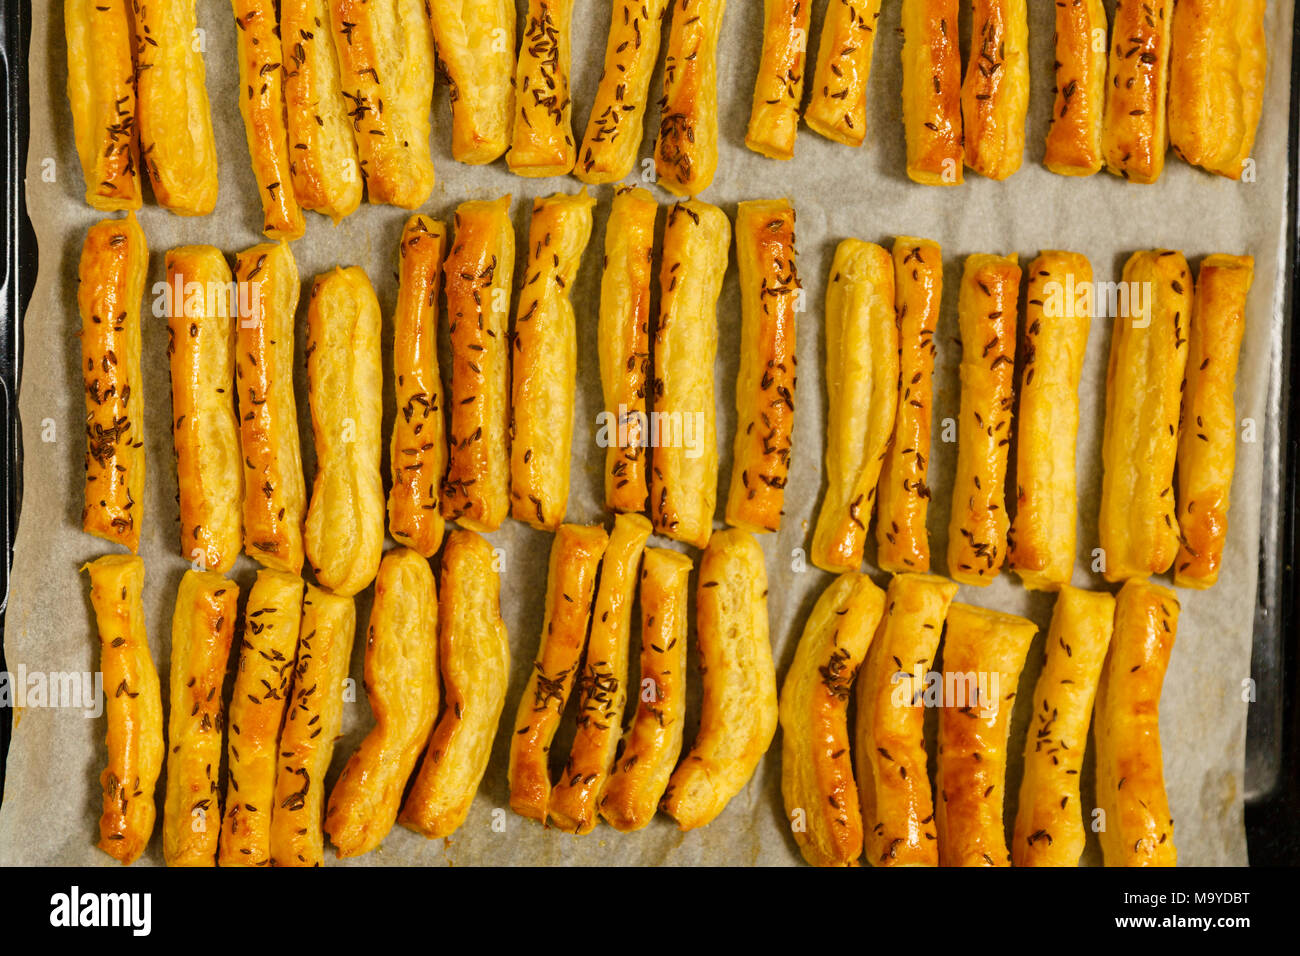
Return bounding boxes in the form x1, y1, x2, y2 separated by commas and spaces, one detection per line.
1, 0, 1292, 866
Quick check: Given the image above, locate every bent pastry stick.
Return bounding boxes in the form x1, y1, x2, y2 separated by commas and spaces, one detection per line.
80, 213, 148, 552
401, 531, 510, 838
442, 197, 515, 532
947, 253, 1020, 586
1043, 0, 1107, 176
935, 602, 1036, 867
507, 0, 577, 177
325, 548, 440, 858
86, 555, 163, 865
1008, 251, 1092, 591
654, 0, 725, 196
218, 569, 304, 867
1175, 255, 1253, 589
599, 547, 693, 832
510, 190, 597, 530
235, 242, 306, 574
1094, 578, 1179, 866
745, 0, 812, 160
856, 572, 957, 866
663, 529, 776, 830
811, 238, 897, 572
549, 513, 652, 833
805, 0, 883, 147
508, 524, 608, 822
899, 0, 963, 185
1012, 586, 1114, 867
780, 572, 885, 866
426, 0, 516, 165
1102, 0, 1175, 183
876, 238, 940, 573
651, 200, 729, 548
1098, 250, 1192, 582
960, 0, 1029, 181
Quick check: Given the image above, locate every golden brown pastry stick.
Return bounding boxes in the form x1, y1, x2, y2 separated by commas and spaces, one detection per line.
876, 238, 941, 573
650, 200, 729, 548
80, 213, 148, 553
664, 529, 776, 830
218, 569, 304, 867
811, 239, 898, 572
508, 524, 608, 822
899, 0, 963, 185
856, 572, 956, 866
948, 253, 1020, 586
935, 602, 1037, 867
1175, 255, 1253, 589
1012, 586, 1114, 867
549, 513, 651, 833
401, 531, 510, 838
64, 0, 142, 211
780, 572, 885, 867
270, 585, 356, 866
960, 0, 1029, 180
577, 0, 671, 183
325, 548, 440, 858
654, 0, 725, 196
805, 0, 883, 147
507, 0, 577, 176
597, 186, 657, 513
745, 0, 813, 160
510, 190, 597, 530
425, 0, 516, 164
1043, 0, 1107, 176
1095, 578, 1179, 866
1008, 251, 1092, 591
1099, 250, 1192, 582
86, 555, 163, 865
235, 242, 306, 574
1102, 0, 1175, 183
441, 196, 515, 532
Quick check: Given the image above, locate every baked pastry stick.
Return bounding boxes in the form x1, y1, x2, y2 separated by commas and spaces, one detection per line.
1101, 0, 1175, 183
281, 0, 363, 222
1043, 0, 1107, 176
664, 529, 777, 830
1176, 255, 1253, 589
876, 238, 940, 573
163, 571, 238, 867
651, 200, 729, 547
328, 0, 437, 208
779, 572, 885, 867
425, 0, 516, 165
597, 187, 656, 513
811, 239, 898, 572
899, 0, 963, 185
402, 531, 511, 838
304, 267, 384, 597
726, 199, 800, 534
165, 246, 243, 573
326, 548, 440, 858
389, 217, 449, 557
856, 572, 957, 866
135, 0, 220, 215
805, 0, 883, 147
600, 547, 693, 832
1099, 250, 1192, 582
64, 0, 141, 210
270, 585, 356, 866
80, 214, 148, 552
235, 242, 306, 574
442, 197, 515, 532
1012, 586, 1114, 867
1169, 1, 1267, 180
508, 523, 608, 822
577, 0, 671, 183
218, 569, 304, 867
86, 555, 163, 865
744, 0, 813, 160
507, 0, 577, 176
510, 190, 597, 530
231, 0, 305, 239
1008, 252, 1092, 591
948, 254, 1020, 586
654, 0, 726, 196
1094, 578, 1179, 866
960, 0, 1029, 180
548, 514, 651, 833
935, 602, 1037, 867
